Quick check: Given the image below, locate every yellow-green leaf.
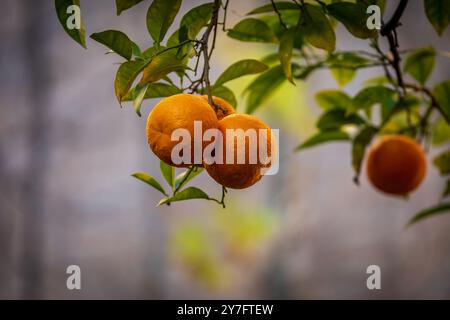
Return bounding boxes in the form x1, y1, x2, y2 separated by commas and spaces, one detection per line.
279, 28, 295, 83
160, 161, 175, 188
300, 4, 335, 52
139, 51, 186, 85
114, 60, 146, 104
404, 46, 436, 85
132, 172, 167, 196
157, 187, 210, 206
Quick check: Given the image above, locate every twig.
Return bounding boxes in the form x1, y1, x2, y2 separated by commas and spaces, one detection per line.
271, 0, 288, 29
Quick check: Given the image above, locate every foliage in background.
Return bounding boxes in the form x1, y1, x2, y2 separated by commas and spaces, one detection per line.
54, 0, 450, 225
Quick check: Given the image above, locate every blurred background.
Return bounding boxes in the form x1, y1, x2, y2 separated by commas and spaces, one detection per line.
1, 0, 450, 299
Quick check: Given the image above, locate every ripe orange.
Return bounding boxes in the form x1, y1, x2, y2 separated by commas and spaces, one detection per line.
366, 135, 427, 195
204, 113, 274, 189
201, 95, 235, 120
146, 94, 218, 167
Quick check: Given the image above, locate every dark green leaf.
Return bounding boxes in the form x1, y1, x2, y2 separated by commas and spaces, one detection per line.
315, 90, 352, 110
245, 65, 285, 114
123, 83, 181, 102
404, 46, 436, 85
132, 172, 167, 195
55, 0, 86, 48
146, 0, 182, 44
174, 166, 204, 190
327, 2, 378, 39
424, 0, 450, 36
179, 2, 213, 41
90, 30, 135, 60
247, 2, 298, 15
300, 4, 335, 52
211, 86, 238, 108
432, 80, 450, 122
295, 131, 350, 151
228, 18, 278, 43
160, 160, 174, 188
114, 60, 146, 104
116, 0, 145, 15
433, 150, 450, 175
279, 29, 295, 83
157, 187, 210, 206
215, 59, 269, 86
317, 109, 365, 131
352, 127, 377, 182
132, 84, 149, 117
407, 202, 450, 226
140, 51, 186, 85
432, 118, 450, 146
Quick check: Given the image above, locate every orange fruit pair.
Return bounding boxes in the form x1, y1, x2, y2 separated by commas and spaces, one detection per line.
146, 93, 273, 189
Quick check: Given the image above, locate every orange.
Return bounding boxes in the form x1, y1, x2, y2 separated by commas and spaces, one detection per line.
146, 94, 218, 167
204, 113, 274, 189
366, 135, 427, 195
201, 95, 235, 120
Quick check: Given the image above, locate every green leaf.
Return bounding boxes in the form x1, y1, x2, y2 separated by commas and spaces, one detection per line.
279, 29, 295, 83
352, 127, 377, 182
160, 161, 175, 188
424, 0, 450, 36
132, 84, 149, 117
215, 59, 269, 87
404, 46, 436, 85
432, 80, 450, 123
211, 86, 238, 108
433, 150, 450, 175
300, 4, 335, 52
90, 30, 135, 60
315, 90, 352, 111
247, 2, 298, 15
327, 2, 378, 39
363, 75, 389, 87
244, 65, 285, 114
317, 109, 365, 131
179, 2, 213, 41
116, 0, 145, 15
432, 118, 450, 146
123, 83, 181, 102
259, 11, 301, 40
157, 187, 210, 206
139, 51, 186, 85
228, 18, 278, 43
146, 0, 182, 44
407, 202, 450, 226
132, 172, 167, 196
174, 166, 204, 190
350, 85, 396, 115
55, 0, 86, 48
328, 52, 369, 86
295, 131, 350, 151
114, 60, 146, 104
